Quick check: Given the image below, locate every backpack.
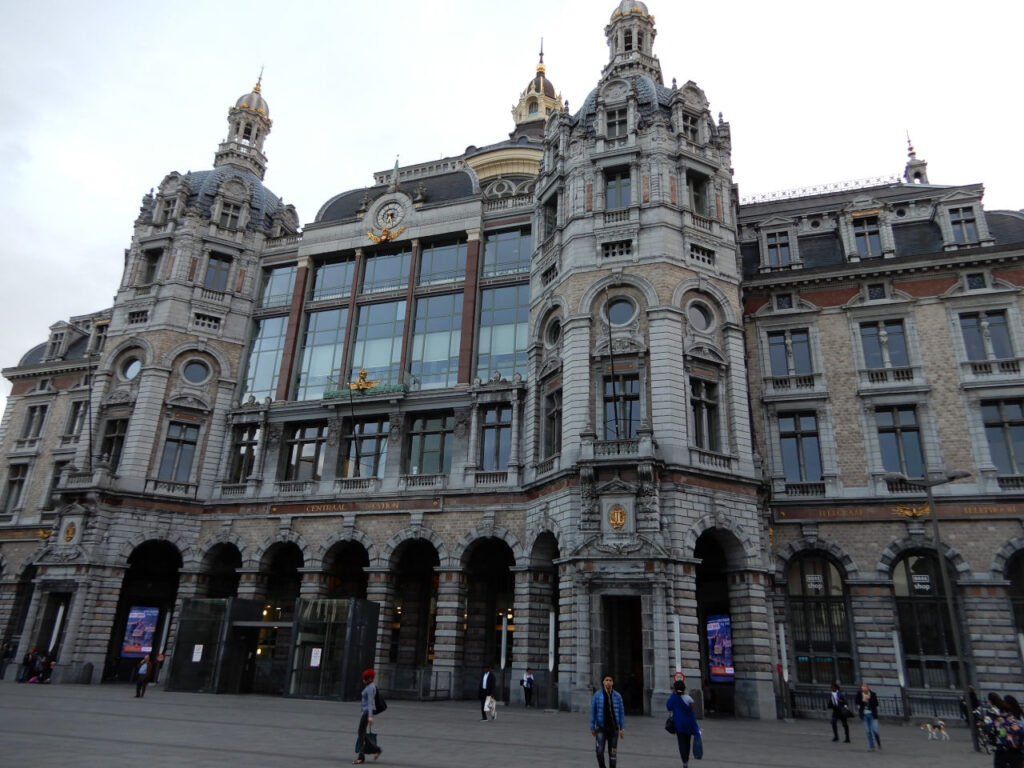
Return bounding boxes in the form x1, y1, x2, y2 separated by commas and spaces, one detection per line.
373, 687, 387, 715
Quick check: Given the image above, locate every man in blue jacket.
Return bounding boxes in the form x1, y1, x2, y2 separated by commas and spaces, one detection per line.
590, 674, 625, 768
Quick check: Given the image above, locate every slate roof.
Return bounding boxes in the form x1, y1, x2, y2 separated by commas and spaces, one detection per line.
183, 166, 284, 227
988, 210, 1024, 246
573, 74, 674, 136
316, 170, 478, 224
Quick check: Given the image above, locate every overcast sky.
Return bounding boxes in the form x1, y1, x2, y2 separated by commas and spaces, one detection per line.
1, 0, 1021, 413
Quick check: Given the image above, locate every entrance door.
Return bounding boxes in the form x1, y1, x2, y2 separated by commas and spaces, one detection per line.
695, 533, 734, 715
602, 596, 644, 714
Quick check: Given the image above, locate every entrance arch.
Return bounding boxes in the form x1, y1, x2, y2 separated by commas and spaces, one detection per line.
389, 539, 439, 686
695, 530, 735, 715
325, 540, 369, 599
200, 542, 241, 599
463, 537, 515, 699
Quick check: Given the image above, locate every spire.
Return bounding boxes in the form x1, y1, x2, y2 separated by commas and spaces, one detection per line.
904, 132, 929, 185
602, 1, 662, 84
511, 45, 563, 137
215, 79, 273, 179
538, 38, 545, 73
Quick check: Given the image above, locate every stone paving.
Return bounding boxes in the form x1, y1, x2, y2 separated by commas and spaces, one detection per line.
0, 677, 993, 768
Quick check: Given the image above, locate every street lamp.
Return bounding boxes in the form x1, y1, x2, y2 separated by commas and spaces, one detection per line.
884, 470, 978, 751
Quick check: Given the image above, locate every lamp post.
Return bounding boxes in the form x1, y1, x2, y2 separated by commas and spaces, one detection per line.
884, 470, 978, 750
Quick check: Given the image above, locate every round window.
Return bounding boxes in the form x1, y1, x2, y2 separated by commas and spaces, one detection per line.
606, 298, 635, 325
546, 318, 562, 346
122, 357, 142, 380
183, 360, 210, 384
687, 302, 713, 331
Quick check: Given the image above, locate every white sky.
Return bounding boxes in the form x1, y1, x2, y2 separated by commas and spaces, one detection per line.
1, 0, 1021, 414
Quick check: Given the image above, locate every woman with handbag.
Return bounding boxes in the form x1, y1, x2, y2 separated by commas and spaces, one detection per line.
354, 669, 383, 764
666, 680, 701, 767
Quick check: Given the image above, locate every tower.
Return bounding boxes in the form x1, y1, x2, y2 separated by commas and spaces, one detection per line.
214, 77, 273, 180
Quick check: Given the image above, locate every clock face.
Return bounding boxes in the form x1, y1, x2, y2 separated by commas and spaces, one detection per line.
375, 201, 405, 229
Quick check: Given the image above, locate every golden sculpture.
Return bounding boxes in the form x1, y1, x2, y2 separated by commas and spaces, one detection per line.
64, 521, 76, 542
367, 224, 405, 244
894, 504, 929, 518
608, 504, 626, 530
347, 368, 381, 391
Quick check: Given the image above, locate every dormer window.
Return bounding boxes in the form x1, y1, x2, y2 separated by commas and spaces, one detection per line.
45, 332, 65, 360
852, 215, 881, 258
606, 108, 627, 139
624, 29, 633, 50
219, 202, 242, 229
528, 100, 539, 116
140, 249, 162, 284
949, 207, 978, 245
161, 198, 176, 223
681, 113, 699, 144
204, 254, 233, 292
765, 232, 792, 268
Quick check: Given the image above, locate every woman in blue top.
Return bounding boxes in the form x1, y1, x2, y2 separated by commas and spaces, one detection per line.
590, 674, 625, 768
354, 669, 382, 764
666, 680, 700, 768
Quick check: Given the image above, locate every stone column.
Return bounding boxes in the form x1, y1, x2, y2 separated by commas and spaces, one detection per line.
511, 565, 555, 707
646, 307, 687, 463
560, 316, 593, 466
365, 568, 396, 673
299, 568, 329, 599
726, 568, 776, 719
431, 567, 467, 700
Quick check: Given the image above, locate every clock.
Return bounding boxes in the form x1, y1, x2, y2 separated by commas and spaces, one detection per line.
375, 201, 405, 230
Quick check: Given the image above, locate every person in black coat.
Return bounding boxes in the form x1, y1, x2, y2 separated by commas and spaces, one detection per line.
479, 665, 496, 721
856, 682, 881, 750
827, 682, 851, 743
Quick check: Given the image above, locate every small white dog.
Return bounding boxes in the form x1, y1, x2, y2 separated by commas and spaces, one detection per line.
484, 695, 497, 720
920, 720, 949, 741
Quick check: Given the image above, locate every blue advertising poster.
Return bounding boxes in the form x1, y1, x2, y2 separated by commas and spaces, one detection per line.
121, 606, 159, 657
706, 614, 734, 683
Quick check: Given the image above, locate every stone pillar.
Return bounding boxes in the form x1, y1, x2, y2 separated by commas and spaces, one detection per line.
962, 581, 1017, 691
511, 565, 555, 707
365, 568, 395, 673
117, 366, 171, 491
847, 578, 900, 694
560, 316, 593, 467
299, 568, 329, 599
431, 567, 467, 699
727, 568, 776, 719
646, 307, 687, 463
236, 569, 268, 602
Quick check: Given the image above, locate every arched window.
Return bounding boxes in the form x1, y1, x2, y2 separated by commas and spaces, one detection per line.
786, 554, 853, 684
1006, 551, 1024, 635
893, 551, 962, 688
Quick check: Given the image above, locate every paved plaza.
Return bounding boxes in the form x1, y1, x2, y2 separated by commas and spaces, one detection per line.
0, 677, 993, 768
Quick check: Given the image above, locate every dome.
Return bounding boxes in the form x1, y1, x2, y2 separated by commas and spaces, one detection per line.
234, 82, 269, 118
611, 1, 650, 20
527, 70, 557, 99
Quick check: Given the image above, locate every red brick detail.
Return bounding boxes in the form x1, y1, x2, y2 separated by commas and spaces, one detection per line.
642, 175, 650, 203
586, 184, 593, 212
893, 276, 957, 298
235, 268, 246, 294
993, 268, 1024, 287
670, 176, 677, 206
744, 297, 771, 315
187, 257, 198, 282
275, 263, 311, 401
457, 238, 481, 384
801, 287, 860, 308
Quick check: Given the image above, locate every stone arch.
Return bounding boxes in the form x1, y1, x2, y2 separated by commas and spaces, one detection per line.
534, 295, 569, 342
774, 538, 859, 584
671, 277, 737, 325
104, 336, 155, 369
991, 537, 1024, 578
117, 531, 189, 565
577, 272, 660, 316
877, 536, 971, 579
453, 524, 525, 566
684, 512, 759, 568
160, 340, 233, 380
318, 528, 378, 565
192, 531, 249, 571
379, 526, 449, 569
254, 529, 314, 570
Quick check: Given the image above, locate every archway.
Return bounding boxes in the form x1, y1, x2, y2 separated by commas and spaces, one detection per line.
105, 540, 182, 682
389, 539, 439, 690
463, 537, 515, 699
325, 540, 369, 599
526, 532, 560, 708
695, 531, 733, 715
201, 543, 241, 599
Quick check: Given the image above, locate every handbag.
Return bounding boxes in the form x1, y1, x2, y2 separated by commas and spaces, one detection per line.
692, 730, 703, 760
373, 688, 387, 715
354, 731, 378, 753
665, 716, 676, 734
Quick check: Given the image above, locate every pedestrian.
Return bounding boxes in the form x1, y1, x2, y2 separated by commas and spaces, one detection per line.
0, 642, 12, 680
134, 654, 154, 698
855, 681, 881, 750
521, 667, 535, 707
590, 674, 625, 768
666, 679, 699, 768
353, 668, 382, 764
982, 693, 1023, 768
17, 647, 38, 683
827, 682, 851, 743
479, 665, 496, 721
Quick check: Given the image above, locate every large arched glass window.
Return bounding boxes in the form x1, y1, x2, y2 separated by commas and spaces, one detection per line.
1006, 551, 1024, 636
893, 552, 962, 688
787, 554, 853, 684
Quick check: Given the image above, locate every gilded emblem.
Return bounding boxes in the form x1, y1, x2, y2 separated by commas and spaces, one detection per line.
894, 504, 928, 519
347, 368, 381, 391
64, 521, 76, 542
608, 503, 627, 530
368, 201, 406, 243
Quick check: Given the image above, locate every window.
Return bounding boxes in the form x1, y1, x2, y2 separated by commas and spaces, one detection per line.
982, 399, 1024, 476
966, 273, 986, 290
876, 405, 923, 478
21, 405, 48, 439
949, 207, 978, 244
960, 310, 1013, 361
418, 241, 467, 286
690, 377, 720, 451
45, 459, 69, 510
787, 556, 853, 685
140, 250, 161, 284
606, 297, 635, 325
542, 382, 562, 459
477, 284, 529, 382
261, 265, 297, 308
893, 552, 963, 688
623, 29, 633, 50
312, 259, 355, 301
681, 113, 699, 143
407, 413, 453, 475
860, 320, 909, 369
852, 215, 881, 258
45, 332, 64, 359
604, 373, 641, 440
193, 313, 221, 330
294, 308, 348, 400
483, 229, 531, 277
340, 417, 389, 479
157, 421, 200, 482
282, 423, 328, 481
606, 169, 631, 210
127, 310, 148, 325
767, 329, 812, 377
2, 465, 28, 514
528, 101, 538, 117
90, 323, 108, 354
161, 198, 176, 223
480, 405, 512, 471
766, 232, 791, 267
687, 302, 713, 332
866, 283, 887, 300
182, 360, 210, 384
779, 412, 823, 483
410, 294, 463, 390
606, 108, 627, 139
100, 418, 129, 470
687, 173, 709, 215
689, 244, 715, 265
219, 202, 241, 229
349, 300, 406, 386
362, 250, 411, 294
227, 424, 261, 483
602, 240, 632, 259
775, 294, 793, 310
243, 315, 289, 401
204, 254, 232, 292
64, 401, 88, 440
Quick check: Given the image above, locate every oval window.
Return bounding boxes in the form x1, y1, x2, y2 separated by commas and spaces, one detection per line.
122, 357, 142, 380
546, 318, 562, 346
687, 302, 713, 331
606, 298, 635, 325
183, 360, 210, 384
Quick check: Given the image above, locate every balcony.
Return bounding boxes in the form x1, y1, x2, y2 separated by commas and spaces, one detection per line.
857, 365, 919, 390
594, 439, 639, 457
220, 482, 249, 498
535, 454, 559, 476
961, 357, 1023, 385
472, 470, 509, 487
763, 373, 820, 398
997, 475, 1024, 491
145, 478, 199, 498
689, 447, 734, 471
334, 477, 381, 493
783, 481, 826, 497
400, 473, 447, 490
275, 480, 316, 495
484, 195, 533, 213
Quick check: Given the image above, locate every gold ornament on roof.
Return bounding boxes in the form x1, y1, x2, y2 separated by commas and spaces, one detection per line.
367, 225, 405, 244
348, 368, 381, 391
